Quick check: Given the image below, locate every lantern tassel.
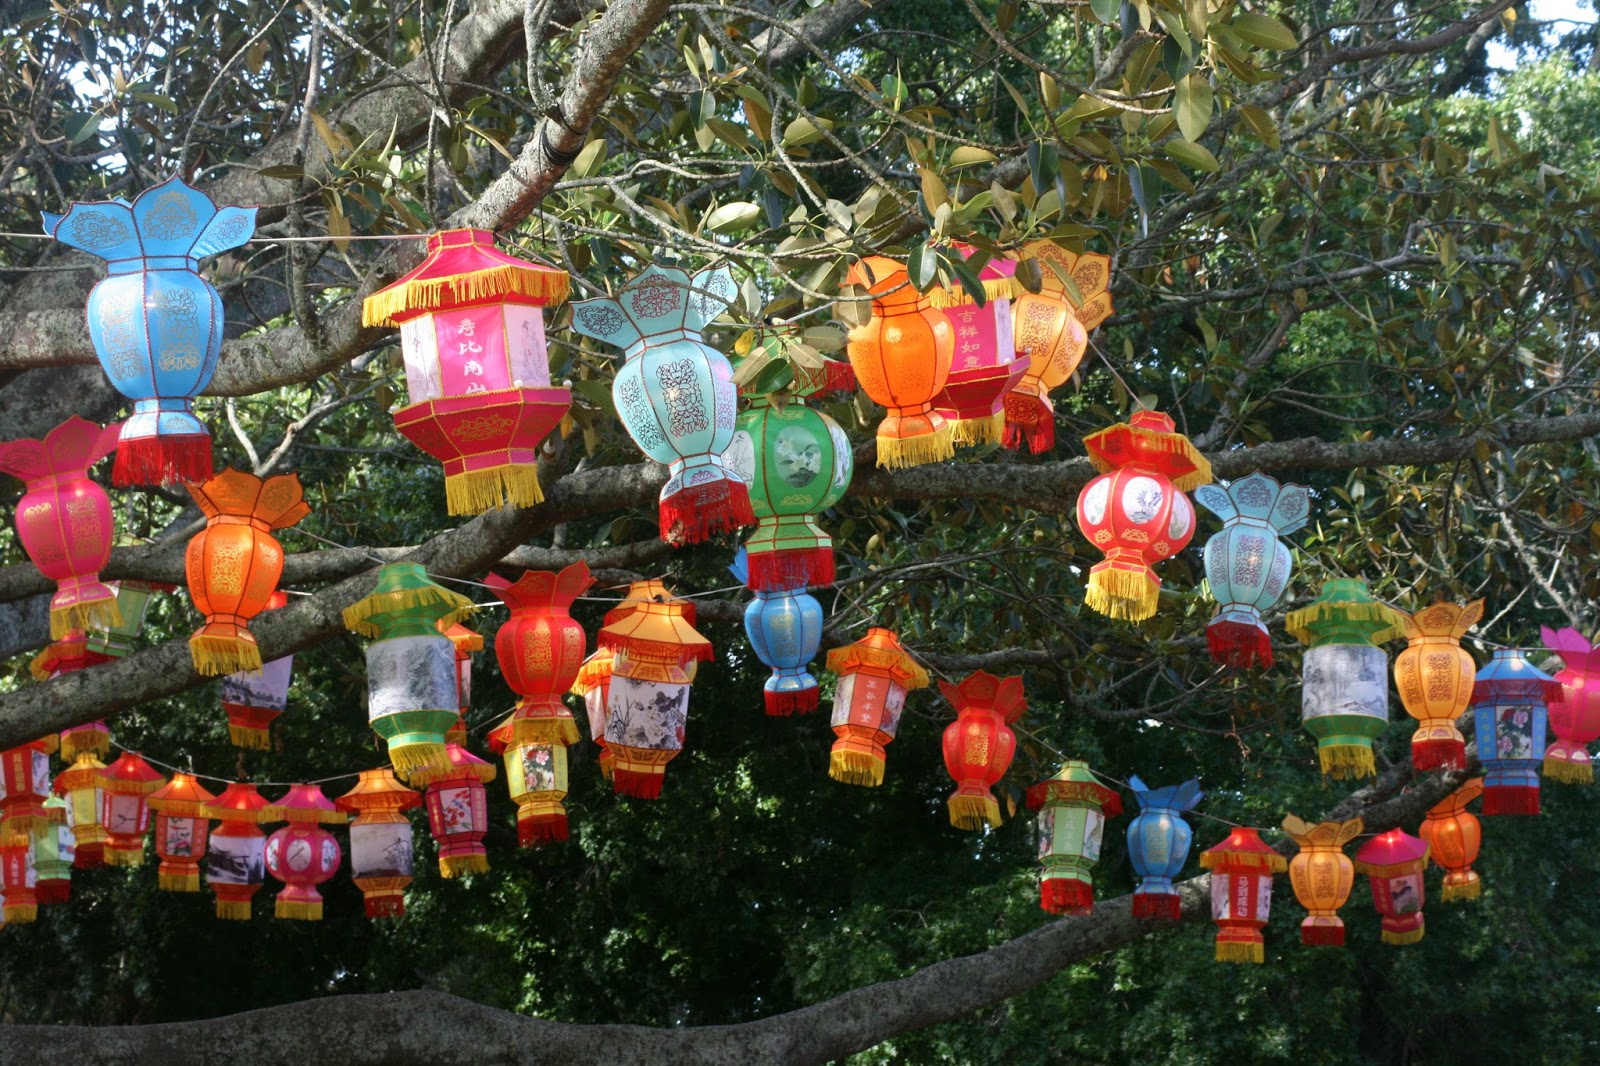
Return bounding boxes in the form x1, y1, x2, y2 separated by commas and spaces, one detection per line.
1381, 922, 1425, 946
36, 882, 71, 906
103, 847, 145, 868
60, 725, 112, 761
874, 423, 955, 470
745, 547, 835, 592
342, 584, 475, 637
228, 722, 274, 751
597, 748, 615, 781
948, 410, 1007, 448
1441, 875, 1482, 902
384, 741, 451, 779
1206, 618, 1273, 670
361, 264, 569, 328
48, 595, 122, 642
3, 902, 38, 923
275, 898, 324, 921
113, 433, 213, 488
1412, 737, 1467, 773
1300, 921, 1346, 947
189, 631, 264, 677
1039, 876, 1093, 916
159, 868, 201, 892
364, 893, 406, 919
658, 476, 757, 545
946, 792, 1001, 831
828, 748, 885, 787
1132, 891, 1182, 921
922, 274, 1023, 307
1214, 939, 1265, 964
439, 853, 490, 878
215, 899, 253, 920
612, 768, 666, 800
764, 686, 820, 717
1002, 396, 1055, 454
519, 812, 569, 846
1542, 753, 1594, 784
442, 464, 544, 516
1481, 785, 1540, 816
73, 845, 106, 869
1084, 566, 1160, 622
1317, 743, 1376, 780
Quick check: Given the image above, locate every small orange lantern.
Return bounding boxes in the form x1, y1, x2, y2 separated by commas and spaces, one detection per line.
1420, 777, 1484, 902
1282, 814, 1362, 946
336, 769, 422, 919
938, 671, 1025, 829
826, 628, 930, 786
146, 772, 217, 891
203, 783, 272, 919
1003, 241, 1113, 453
1393, 599, 1481, 772
97, 751, 165, 866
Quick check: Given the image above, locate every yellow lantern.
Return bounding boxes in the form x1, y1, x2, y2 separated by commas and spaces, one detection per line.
1393, 599, 1482, 772
1282, 814, 1362, 947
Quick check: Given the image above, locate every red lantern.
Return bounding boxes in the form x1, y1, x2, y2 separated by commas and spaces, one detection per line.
221, 590, 295, 749
1, 737, 57, 844
413, 744, 495, 877
1199, 827, 1286, 964
1353, 828, 1430, 945
146, 772, 217, 892
1, 837, 37, 922
31, 633, 113, 760
939, 671, 1025, 830
336, 769, 422, 919
263, 784, 346, 921
53, 752, 109, 868
203, 783, 271, 919
926, 249, 1029, 448
826, 628, 930, 787
97, 752, 165, 866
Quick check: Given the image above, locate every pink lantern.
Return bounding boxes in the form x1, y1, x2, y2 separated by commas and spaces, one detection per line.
928, 249, 1029, 448
263, 784, 346, 921
1540, 626, 1600, 784
1353, 828, 1430, 946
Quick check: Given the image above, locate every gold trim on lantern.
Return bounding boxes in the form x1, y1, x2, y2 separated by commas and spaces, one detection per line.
1084, 567, 1160, 621
948, 410, 1007, 448
875, 422, 955, 470
362, 265, 571, 328
443, 464, 544, 515
922, 275, 1024, 308
439, 852, 490, 879
189, 633, 263, 676
828, 748, 885, 787
49, 598, 122, 643
1084, 423, 1213, 491
340, 584, 476, 638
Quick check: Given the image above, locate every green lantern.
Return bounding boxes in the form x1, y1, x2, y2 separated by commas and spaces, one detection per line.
85, 580, 164, 658
1287, 577, 1405, 780
31, 795, 75, 905
342, 563, 476, 780
1024, 759, 1122, 916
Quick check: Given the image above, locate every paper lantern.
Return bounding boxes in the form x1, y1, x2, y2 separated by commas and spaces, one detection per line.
263, 784, 346, 921
1126, 776, 1203, 920
1003, 241, 1113, 453
31, 796, 74, 905
938, 670, 1024, 829
1287, 578, 1404, 779
1, 838, 36, 922
30, 633, 113, 760
438, 620, 482, 744
86, 579, 166, 659
842, 256, 955, 468
362, 228, 571, 514
0, 415, 123, 637
1392, 600, 1482, 773
825, 627, 929, 787
571, 264, 752, 543
925, 250, 1029, 447
1024, 760, 1121, 915
572, 649, 617, 781
487, 717, 569, 848
1281, 814, 1362, 946
342, 562, 477, 778
43, 175, 257, 484
203, 783, 271, 919
97, 751, 165, 866
1192, 472, 1310, 668
1353, 828, 1430, 946
728, 549, 825, 716
146, 772, 217, 892
53, 752, 108, 868
336, 769, 422, 919
1421, 777, 1484, 902
221, 598, 295, 750
1075, 409, 1210, 621
1539, 626, 1600, 784
1471, 649, 1560, 816
1199, 827, 1286, 963
411, 744, 495, 877
1, 738, 57, 844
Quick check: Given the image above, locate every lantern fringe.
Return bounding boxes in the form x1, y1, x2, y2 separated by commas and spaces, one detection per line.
189, 632, 263, 677
504, 711, 581, 747
3, 902, 37, 923
601, 633, 716, 666
922, 274, 1022, 307
819, 358, 857, 396
949, 410, 1007, 448
1381, 923, 1425, 946
1086, 424, 1212, 491
275, 898, 324, 921
612, 768, 666, 800
1206, 620, 1273, 670
598, 748, 615, 782
1039, 877, 1093, 916
228, 722, 273, 751
49, 595, 122, 642
59, 725, 111, 760
362, 264, 570, 328
1084, 567, 1159, 622
824, 644, 930, 687
215, 899, 252, 920
947, 792, 1002, 831
36, 881, 70, 905
1300, 922, 1346, 947
1215, 940, 1264, 964
103, 847, 145, 868
829, 748, 886, 787
1, 813, 47, 839
443, 463, 544, 517
385, 740, 451, 780
159, 868, 201, 892
113, 433, 213, 488
764, 686, 820, 717
518, 812, 569, 847
658, 476, 757, 545
745, 546, 835, 592
73, 845, 105, 870
1317, 744, 1376, 780
1481, 785, 1540, 816
875, 423, 955, 470
1412, 737, 1467, 773
1441, 876, 1482, 903
439, 853, 490, 878
342, 584, 475, 638
1002, 407, 1055, 454
1132, 892, 1182, 921
364, 893, 406, 919
1543, 754, 1594, 784
1285, 601, 1404, 646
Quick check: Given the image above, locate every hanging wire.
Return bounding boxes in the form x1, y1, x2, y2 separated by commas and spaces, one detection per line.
107, 736, 363, 790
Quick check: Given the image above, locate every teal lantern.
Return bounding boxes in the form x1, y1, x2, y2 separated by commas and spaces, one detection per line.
1126, 775, 1202, 921
1025, 760, 1121, 915
1193, 473, 1310, 669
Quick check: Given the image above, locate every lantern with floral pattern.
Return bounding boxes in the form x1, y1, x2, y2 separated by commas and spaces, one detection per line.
1421, 777, 1484, 902
1539, 626, 1600, 784
1393, 600, 1482, 772
1471, 649, 1559, 816
826, 627, 930, 786
1003, 241, 1113, 453
203, 783, 271, 919
1025, 760, 1121, 915
1199, 827, 1286, 964
336, 769, 422, 919
1354, 828, 1430, 946
412, 744, 495, 877
146, 772, 217, 892
939, 670, 1024, 829
1127, 776, 1203, 921
1192, 472, 1310, 668
1282, 814, 1362, 946
1287, 578, 1404, 779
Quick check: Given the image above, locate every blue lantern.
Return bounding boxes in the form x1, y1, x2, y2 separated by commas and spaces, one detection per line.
42, 175, 256, 486
729, 549, 824, 715
1126, 775, 1202, 921
1472, 649, 1560, 817
1193, 473, 1310, 669
570, 265, 753, 545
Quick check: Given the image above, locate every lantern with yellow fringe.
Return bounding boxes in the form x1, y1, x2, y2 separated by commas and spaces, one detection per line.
98, 751, 164, 866
220, 590, 294, 749
53, 752, 108, 868
1354, 828, 1429, 945
1193, 473, 1310, 668
488, 717, 568, 848
203, 783, 271, 919
32, 796, 74, 905
1282, 814, 1361, 946
1472, 649, 1559, 816
1394, 599, 1481, 772
342, 562, 476, 779
1025, 760, 1121, 915
1540, 626, 1600, 784
32, 633, 112, 760
184, 469, 309, 675
826, 627, 929, 786
1, 838, 36, 922
1075, 409, 1210, 621
336, 769, 421, 919
412, 744, 495, 876
1, 738, 56, 844
573, 649, 616, 781
1127, 776, 1202, 921
362, 228, 571, 515
263, 784, 345, 920
939, 671, 1024, 829
1287, 578, 1404, 779
146, 772, 217, 891
1003, 241, 1112, 453
926, 249, 1029, 448
1199, 827, 1286, 964
1421, 777, 1484, 902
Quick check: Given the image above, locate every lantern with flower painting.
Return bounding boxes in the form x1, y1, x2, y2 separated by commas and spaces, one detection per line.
53, 752, 108, 868
1392, 599, 1482, 773
97, 751, 164, 866
1354, 828, 1430, 946
572, 264, 751, 543
263, 784, 345, 921
1282, 814, 1361, 946
729, 549, 825, 716
1075, 409, 1210, 621
1003, 241, 1113, 454
203, 783, 271, 919
31, 796, 74, 905
1, 738, 56, 845
1025, 760, 1121, 915
1287, 578, 1404, 779
826, 627, 929, 787
939, 671, 1025, 829
336, 769, 422, 919
1472, 649, 1560, 816
362, 228, 571, 514
1539, 626, 1600, 784
1199, 827, 1286, 964
1421, 777, 1484, 902
1127, 776, 1203, 921
43, 175, 256, 484
146, 772, 217, 892
412, 744, 495, 877
1193, 473, 1310, 668
925, 249, 1029, 448
487, 717, 569, 847
31, 633, 113, 760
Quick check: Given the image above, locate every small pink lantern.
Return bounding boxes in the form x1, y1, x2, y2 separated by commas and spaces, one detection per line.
1353, 828, 1430, 946
263, 784, 346, 921
928, 249, 1029, 448
1540, 626, 1600, 784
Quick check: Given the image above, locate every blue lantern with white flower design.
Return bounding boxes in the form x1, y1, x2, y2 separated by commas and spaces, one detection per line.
1126, 775, 1202, 921
729, 549, 824, 715
1193, 473, 1311, 669
1472, 649, 1559, 816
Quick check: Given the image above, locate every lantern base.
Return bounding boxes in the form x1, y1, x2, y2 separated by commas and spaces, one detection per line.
1214, 939, 1265, 964
1001, 398, 1056, 455
1381, 920, 1425, 946
829, 747, 886, 787
443, 463, 544, 516
1412, 737, 1467, 773
439, 852, 489, 878
1543, 753, 1593, 785
103, 846, 146, 868
874, 422, 955, 470
1481, 785, 1540, 816
1206, 618, 1273, 670
215, 899, 253, 920
518, 811, 569, 847
1084, 565, 1160, 622
612, 768, 666, 800
113, 433, 213, 488
745, 546, 835, 593
48, 593, 122, 643
159, 868, 202, 893
947, 792, 1002, 832
1441, 874, 1482, 902
1039, 877, 1093, 916
1300, 921, 1345, 947
658, 475, 757, 545
189, 630, 264, 677
1132, 891, 1182, 921
228, 722, 274, 751
36, 881, 70, 905
275, 898, 324, 921
364, 892, 407, 919
1316, 743, 1376, 780
3, 902, 37, 923
949, 409, 1007, 448
73, 844, 106, 869
764, 686, 820, 717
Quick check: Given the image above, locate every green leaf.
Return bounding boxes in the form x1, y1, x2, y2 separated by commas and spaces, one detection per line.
705, 201, 761, 235
64, 111, 102, 144
1239, 104, 1280, 149
1164, 138, 1220, 173
907, 242, 938, 291
571, 138, 607, 178
781, 116, 829, 147
1090, 0, 1119, 24
945, 252, 988, 307
1173, 74, 1212, 142
258, 164, 305, 180
949, 145, 998, 168
1233, 12, 1299, 51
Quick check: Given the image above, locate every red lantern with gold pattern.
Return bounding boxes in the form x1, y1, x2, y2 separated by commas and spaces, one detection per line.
939, 671, 1025, 830
412, 744, 495, 877
146, 772, 217, 892
97, 751, 165, 866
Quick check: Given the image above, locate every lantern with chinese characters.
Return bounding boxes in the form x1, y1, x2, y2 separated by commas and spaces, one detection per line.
342, 562, 476, 778
336, 769, 422, 919
1075, 409, 1210, 621
841, 256, 954, 469
1282, 814, 1362, 946
1471, 649, 1560, 816
1287, 578, 1404, 779
53, 752, 108, 868
572, 264, 752, 543
31, 796, 74, 905
1421, 777, 1484, 902
1126, 776, 1203, 921
31, 634, 113, 760
43, 175, 256, 484
98, 751, 164, 866
412, 744, 495, 877
939, 670, 1024, 829
1354, 828, 1430, 946
1, 838, 36, 922
362, 228, 571, 514
1025, 760, 1121, 915
184, 469, 309, 674
826, 627, 929, 786
1003, 241, 1113, 454
573, 650, 617, 780
1393, 599, 1482, 773
203, 783, 270, 919
86, 579, 166, 659
729, 550, 824, 716
1539, 626, 1600, 784
1199, 827, 1286, 964
926, 250, 1029, 448
1192, 473, 1310, 668
439, 620, 481, 744
1, 738, 56, 843
263, 784, 345, 921
146, 772, 217, 892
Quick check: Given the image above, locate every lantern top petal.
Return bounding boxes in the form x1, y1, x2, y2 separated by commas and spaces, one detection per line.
438, 621, 483, 655
1541, 625, 1600, 674
42, 173, 257, 262
0, 415, 122, 484
1280, 813, 1363, 847
825, 627, 929, 689
1401, 599, 1484, 641
1127, 775, 1203, 813
1199, 826, 1287, 872
264, 783, 346, 825
1285, 578, 1404, 646
335, 768, 422, 815
98, 752, 166, 794
1082, 409, 1212, 491
569, 264, 736, 351
1473, 648, 1561, 702
185, 468, 311, 530
342, 563, 476, 638
406, 742, 496, 786
203, 782, 272, 822
937, 670, 1027, 723
1192, 472, 1310, 535
486, 561, 594, 614
1427, 777, 1484, 819
362, 228, 570, 328
1353, 827, 1429, 875
1024, 759, 1122, 815
147, 772, 217, 815
1017, 239, 1114, 329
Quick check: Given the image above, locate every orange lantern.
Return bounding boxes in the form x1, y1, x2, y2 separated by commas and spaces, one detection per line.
938, 670, 1024, 829
53, 752, 109, 868
220, 590, 295, 749
924, 248, 1029, 448
97, 751, 165, 866
263, 784, 346, 920
843, 256, 954, 469
146, 772, 217, 891
1420, 777, 1484, 903
184, 469, 310, 675
1282, 815, 1361, 946
412, 743, 496, 876
1353, 828, 1430, 946
1003, 241, 1113, 453
336, 769, 422, 918
439, 620, 482, 744
826, 627, 929, 786
1199, 827, 1287, 964
1393, 599, 1482, 772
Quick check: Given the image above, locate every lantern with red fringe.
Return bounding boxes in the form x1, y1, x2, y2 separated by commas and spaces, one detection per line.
939, 671, 1024, 829
220, 590, 295, 749
31, 633, 113, 760
572, 264, 752, 543
86, 579, 167, 659
826, 627, 929, 787
53, 752, 108, 868
31, 796, 74, 905
1472, 649, 1559, 816
263, 784, 345, 920
438, 620, 481, 744
1199, 827, 1286, 964
1025, 760, 1121, 915
488, 718, 569, 847
412, 744, 495, 876
1288, 579, 1404, 779
0, 415, 123, 638
1, 838, 36, 922
1540, 626, 1600, 784
1282, 815, 1362, 946
1126, 776, 1202, 921
573, 650, 617, 781
203, 783, 271, 919
184, 469, 309, 675
729, 549, 825, 716
1393, 599, 1481, 772
336, 769, 421, 919
1003, 241, 1112, 453
1, 738, 56, 845
1354, 828, 1430, 945
146, 772, 217, 892
1192, 473, 1310, 668
1075, 409, 1210, 621
1421, 777, 1484, 902
97, 751, 164, 866
926, 249, 1029, 448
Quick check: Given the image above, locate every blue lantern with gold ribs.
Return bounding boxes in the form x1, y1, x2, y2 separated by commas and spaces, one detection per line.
1126, 775, 1202, 921
1472, 649, 1560, 816
42, 175, 256, 486
1193, 473, 1310, 669
729, 550, 824, 715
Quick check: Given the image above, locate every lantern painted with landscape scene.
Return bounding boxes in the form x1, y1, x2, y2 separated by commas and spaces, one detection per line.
939, 671, 1024, 830
1393, 599, 1481, 773
826, 627, 929, 787
203, 783, 271, 919
1126, 776, 1202, 921
1287, 578, 1404, 779
1192, 472, 1310, 668
1471, 649, 1560, 816
31, 796, 74, 905
1354, 828, 1430, 946
1200, 827, 1285, 964
146, 772, 216, 892
925, 248, 1029, 448
1003, 240, 1113, 454
97, 751, 164, 866
263, 784, 345, 920
1025, 760, 1121, 915
1282, 814, 1362, 946
1539, 626, 1600, 784
336, 769, 421, 919
729, 550, 825, 716
413, 744, 495, 877
1421, 777, 1484, 902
